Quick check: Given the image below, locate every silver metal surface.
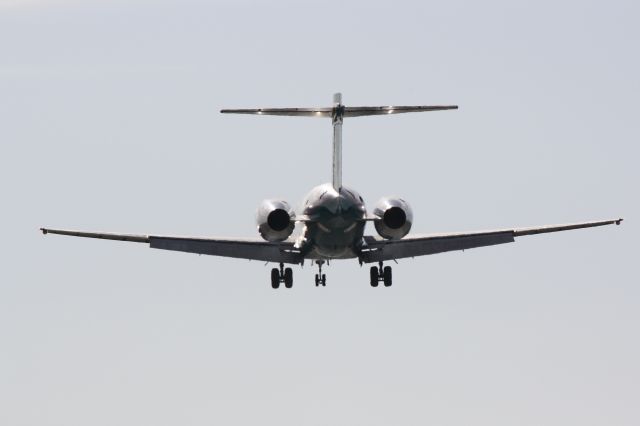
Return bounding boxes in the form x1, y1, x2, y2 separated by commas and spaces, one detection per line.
298, 183, 367, 259
372, 197, 414, 240
332, 93, 343, 190
256, 199, 295, 242
219, 105, 458, 118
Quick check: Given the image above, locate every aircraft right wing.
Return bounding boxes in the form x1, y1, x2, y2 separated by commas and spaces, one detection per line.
358, 218, 623, 263
40, 228, 303, 264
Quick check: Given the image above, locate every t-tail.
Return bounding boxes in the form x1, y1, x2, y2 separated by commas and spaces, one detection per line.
221, 93, 458, 190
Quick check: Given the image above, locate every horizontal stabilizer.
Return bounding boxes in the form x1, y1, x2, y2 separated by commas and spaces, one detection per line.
220, 105, 458, 118
221, 107, 333, 117
343, 105, 458, 117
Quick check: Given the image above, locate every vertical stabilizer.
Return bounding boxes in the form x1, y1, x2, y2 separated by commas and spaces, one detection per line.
332, 93, 344, 190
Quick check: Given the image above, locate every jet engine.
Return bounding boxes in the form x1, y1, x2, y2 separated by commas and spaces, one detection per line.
256, 199, 295, 242
373, 197, 413, 240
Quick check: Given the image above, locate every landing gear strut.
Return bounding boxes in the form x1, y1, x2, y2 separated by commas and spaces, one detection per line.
315, 260, 327, 287
271, 263, 293, 289
370, 261, 392, 287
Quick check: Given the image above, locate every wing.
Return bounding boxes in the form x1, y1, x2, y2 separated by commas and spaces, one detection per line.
40, 228, 302, 264
359, 218, 623, 263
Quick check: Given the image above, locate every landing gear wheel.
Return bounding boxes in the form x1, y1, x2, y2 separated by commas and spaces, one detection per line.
284, 268, 293, 288
271, 268, 280, 289
314, 261, 327, 287
383, 266, 392, 287
370, 266, 379, 287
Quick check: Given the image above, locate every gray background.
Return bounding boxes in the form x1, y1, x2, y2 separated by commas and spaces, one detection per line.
1, 0, 638, 425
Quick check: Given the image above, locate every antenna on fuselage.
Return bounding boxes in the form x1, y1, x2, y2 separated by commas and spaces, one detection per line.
221, 94, 458, 191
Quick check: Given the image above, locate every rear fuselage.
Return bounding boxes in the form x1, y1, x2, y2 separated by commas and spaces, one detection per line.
298, 183, 367, 259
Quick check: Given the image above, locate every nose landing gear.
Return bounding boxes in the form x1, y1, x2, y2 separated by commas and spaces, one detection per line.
270, 263, 293, 289
369, 261, 392, 287
315, 260, 327, 286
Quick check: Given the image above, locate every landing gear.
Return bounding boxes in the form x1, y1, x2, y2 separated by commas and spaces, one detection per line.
315, 274, 326, 286
315, 261, 327, 287
369, 262, 392, 287
271, 263, 293, 289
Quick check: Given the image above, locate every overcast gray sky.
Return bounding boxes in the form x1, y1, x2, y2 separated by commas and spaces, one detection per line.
1, 0, 638, 425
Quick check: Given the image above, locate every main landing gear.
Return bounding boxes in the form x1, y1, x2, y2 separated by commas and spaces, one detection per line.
271, 263, 293, 289
370, 261, 392, 287
315, 260, 327, 287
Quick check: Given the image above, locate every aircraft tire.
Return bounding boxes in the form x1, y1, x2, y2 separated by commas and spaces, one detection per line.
370, 266, 379, 287
271, 268, 280, 289
383, 266, 392, 287
284, 268, 293, 288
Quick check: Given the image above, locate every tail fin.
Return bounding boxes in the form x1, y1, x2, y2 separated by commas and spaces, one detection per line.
332, 93, 344, 189
221, 94, 458, 190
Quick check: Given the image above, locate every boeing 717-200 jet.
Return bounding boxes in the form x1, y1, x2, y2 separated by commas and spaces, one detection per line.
41, 93, 623, 288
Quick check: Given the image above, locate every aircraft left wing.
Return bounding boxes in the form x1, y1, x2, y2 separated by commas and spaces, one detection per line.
359, 218, 623, 263
40, 228, 303, 264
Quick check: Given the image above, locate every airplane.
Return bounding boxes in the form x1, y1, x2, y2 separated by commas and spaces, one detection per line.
41, 93, 623, 289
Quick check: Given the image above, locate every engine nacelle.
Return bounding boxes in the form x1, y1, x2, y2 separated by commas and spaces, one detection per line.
373, 197, 413, 240
256, 199, 295, 242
